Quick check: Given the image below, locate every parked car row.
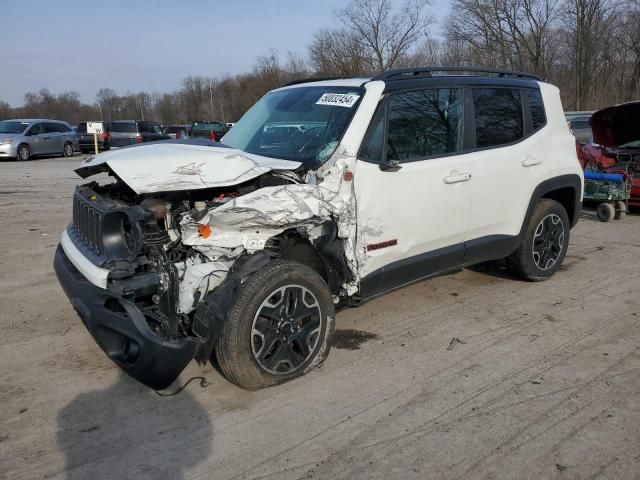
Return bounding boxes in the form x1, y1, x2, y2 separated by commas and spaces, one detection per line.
0, 118, 235, 160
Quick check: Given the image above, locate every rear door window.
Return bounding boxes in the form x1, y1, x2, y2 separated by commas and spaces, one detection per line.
42, 123, 58, 134
386, 88, 463, 161
50, 123, 71, 133
473, 88, 524, 148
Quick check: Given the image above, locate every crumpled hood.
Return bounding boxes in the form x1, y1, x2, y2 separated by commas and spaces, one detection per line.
75, 142, 302, 194
590, 101, 640, 148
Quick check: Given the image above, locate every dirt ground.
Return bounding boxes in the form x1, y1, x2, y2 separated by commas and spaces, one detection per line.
1, 156, 639, 480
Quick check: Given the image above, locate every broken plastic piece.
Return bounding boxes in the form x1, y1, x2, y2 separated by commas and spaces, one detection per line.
198, 224, 211, 239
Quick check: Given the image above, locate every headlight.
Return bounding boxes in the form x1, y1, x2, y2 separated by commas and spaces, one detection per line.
0, 138, 13, 146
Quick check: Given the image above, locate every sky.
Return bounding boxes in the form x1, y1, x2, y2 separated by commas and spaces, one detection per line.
0, 0, 450, 107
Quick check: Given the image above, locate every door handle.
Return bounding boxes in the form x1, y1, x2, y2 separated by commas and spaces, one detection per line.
521, 155, 543, 167
43, 137, 51, 140
443, 172, 471, 184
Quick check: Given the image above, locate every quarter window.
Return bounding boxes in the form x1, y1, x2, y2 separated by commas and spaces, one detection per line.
387, 88, 463, 161
473, 88, 524, 148
528, 89, 546, 131
359, 104, 385, 162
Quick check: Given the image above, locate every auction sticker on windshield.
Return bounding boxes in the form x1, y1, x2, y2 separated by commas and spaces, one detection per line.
316, 93, 360, 108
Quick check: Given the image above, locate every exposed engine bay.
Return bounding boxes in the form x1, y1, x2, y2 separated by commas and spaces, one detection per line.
67, 148, 359, 364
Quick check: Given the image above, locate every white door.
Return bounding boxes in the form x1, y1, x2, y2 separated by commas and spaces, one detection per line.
354, 87, 472, 290
464, 87, 550, 243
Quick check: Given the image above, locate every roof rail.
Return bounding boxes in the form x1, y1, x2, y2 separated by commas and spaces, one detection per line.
371, 66, 541, 82
281, 76, 347, 87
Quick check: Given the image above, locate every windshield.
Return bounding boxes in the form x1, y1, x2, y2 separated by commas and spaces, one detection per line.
0, 121, 30, 134
221, 86, 364, 169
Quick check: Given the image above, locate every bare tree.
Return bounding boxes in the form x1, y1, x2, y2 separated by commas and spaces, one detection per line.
341, 0, 431, 71
563, 0, 618, 109
447, 0, 562, 77
309, 0, 431, 76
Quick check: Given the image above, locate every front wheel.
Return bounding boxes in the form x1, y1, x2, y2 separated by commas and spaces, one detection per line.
63, 142, 74, 157
507, 199, 570, 281
215, 260, 335, 390
17, 144, 31, 161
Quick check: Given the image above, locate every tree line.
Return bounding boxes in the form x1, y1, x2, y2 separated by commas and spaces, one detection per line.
2, 0, 638, 125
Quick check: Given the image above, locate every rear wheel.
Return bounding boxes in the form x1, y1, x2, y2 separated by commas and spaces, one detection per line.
614, 200, 627, 220
596, 202, 615, 222
63, 142, 74, 157
215, 260, 335, 390
17, 144, 31, 161
507, 199, 570, 281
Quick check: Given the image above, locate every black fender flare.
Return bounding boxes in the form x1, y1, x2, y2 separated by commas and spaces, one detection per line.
517, 174, 582, 243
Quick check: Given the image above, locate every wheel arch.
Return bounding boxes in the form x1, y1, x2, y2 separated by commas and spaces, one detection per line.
519, 174, 582, 242
17, 142, 31, 159
271, 222, 351, 296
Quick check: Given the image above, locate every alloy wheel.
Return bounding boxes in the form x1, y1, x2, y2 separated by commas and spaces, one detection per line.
532, 213, 565, 270
18, 146, 30, 161
251, 285, 322, 375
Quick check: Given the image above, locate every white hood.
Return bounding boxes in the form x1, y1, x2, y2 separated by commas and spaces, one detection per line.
75, 142, 302, 194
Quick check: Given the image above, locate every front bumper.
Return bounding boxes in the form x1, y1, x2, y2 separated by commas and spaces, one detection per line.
0, 142, 17, 158
53, 245, 201, 389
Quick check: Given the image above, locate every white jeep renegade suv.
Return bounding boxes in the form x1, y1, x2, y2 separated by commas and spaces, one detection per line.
54, 67, 583, 390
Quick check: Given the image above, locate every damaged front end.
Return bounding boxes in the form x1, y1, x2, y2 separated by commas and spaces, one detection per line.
54, 148, 359, 389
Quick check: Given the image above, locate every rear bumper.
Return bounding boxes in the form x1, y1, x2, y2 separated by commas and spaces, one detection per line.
53, 245, 200, 389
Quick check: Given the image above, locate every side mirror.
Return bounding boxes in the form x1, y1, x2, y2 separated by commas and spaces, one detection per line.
379, 159, 402, 172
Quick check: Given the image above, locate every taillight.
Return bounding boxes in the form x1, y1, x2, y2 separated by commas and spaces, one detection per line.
135, 135, 143, 143
176, 131, 180, 139
209, 131, 217, 141
101, 132, 109, 142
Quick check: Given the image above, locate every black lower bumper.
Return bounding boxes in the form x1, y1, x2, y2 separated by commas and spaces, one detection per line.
53, 245, 201, 390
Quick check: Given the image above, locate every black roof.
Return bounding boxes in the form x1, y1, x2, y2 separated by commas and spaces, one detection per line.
282, 66, 541, 89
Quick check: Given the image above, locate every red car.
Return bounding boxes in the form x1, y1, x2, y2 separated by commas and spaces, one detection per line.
577, 102, 640, 208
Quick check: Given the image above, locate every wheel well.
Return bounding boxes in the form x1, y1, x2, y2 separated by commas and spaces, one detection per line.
272, 226, 350, 295
541, 187, 577, 224
277, 234, 327, 282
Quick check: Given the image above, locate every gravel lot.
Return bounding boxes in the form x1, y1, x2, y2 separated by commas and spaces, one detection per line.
1, 156, 639, 480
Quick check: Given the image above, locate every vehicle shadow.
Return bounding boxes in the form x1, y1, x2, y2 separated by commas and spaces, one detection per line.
57, 372, 212, 479
467, 259, 522, 281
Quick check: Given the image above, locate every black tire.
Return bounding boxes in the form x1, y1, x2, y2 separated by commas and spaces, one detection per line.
63, 142, 74, 157
614, 200, 627, 220
506, 198, 570, 281
215, 260, 335, 390
17, 144, 31, 161
596, 202, 615, 222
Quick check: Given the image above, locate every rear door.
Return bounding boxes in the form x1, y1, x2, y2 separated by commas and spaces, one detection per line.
41, 123, 62, 153
354, 87, 472, 296
463, 87, 550, 261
